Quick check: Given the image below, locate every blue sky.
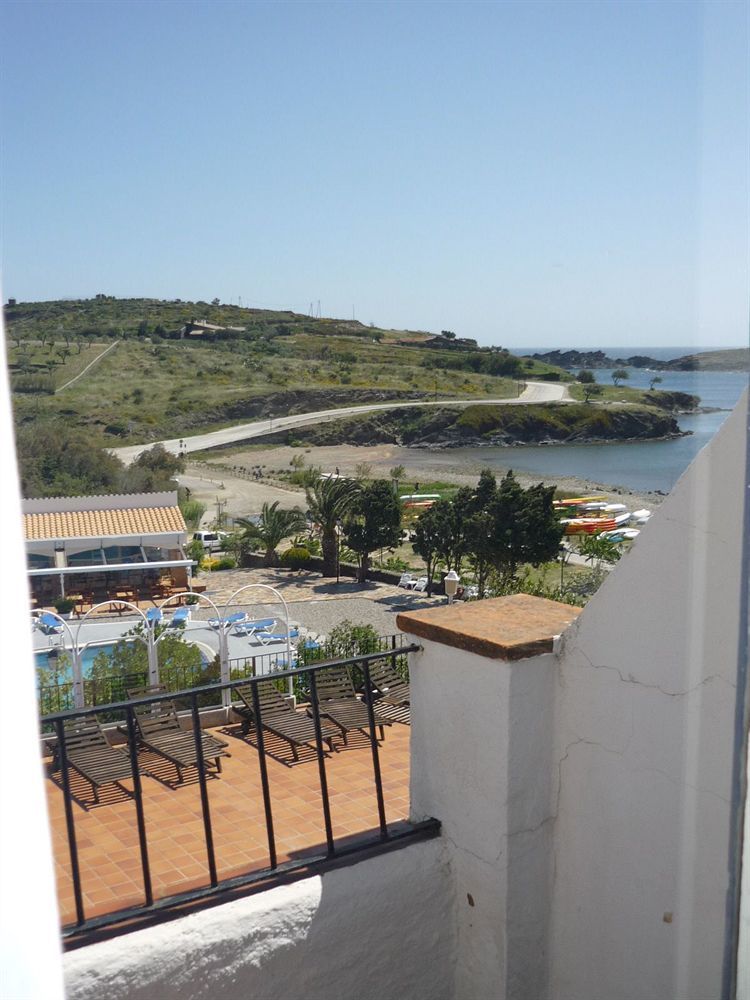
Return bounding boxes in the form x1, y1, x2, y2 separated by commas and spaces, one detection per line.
0, 0, 747, 348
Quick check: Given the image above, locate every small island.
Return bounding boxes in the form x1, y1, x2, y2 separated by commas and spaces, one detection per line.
526, 347, 749, 372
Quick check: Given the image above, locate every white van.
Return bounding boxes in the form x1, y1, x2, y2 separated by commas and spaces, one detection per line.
193, 530, 229, 554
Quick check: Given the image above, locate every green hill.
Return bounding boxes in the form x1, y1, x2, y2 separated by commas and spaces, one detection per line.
5, 296, 566, 446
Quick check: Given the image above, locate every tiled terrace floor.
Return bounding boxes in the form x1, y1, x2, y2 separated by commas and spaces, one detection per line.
45, 717, 410, 927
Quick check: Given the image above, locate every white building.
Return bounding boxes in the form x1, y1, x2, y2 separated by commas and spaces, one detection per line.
23, 491, 191, 607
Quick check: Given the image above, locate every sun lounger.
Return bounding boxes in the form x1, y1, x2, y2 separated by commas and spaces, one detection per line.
39, 612, 63, 634
255, 627, 300, 647
167, 607, 190, 628
411, 577, 429, 593
146, 608, 162, 625
53, 714, 133, 802
366, 660, 411, 724
125, 685, 229, 779
232, 681, 338, 761
234, 617, 276, 637
207, 611, 247, 630
312, 665, 391, 743
397, 573, 416, 588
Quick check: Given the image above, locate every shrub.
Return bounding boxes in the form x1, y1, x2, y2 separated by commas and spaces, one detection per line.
54, 597, 76, 615
186, 539, 206, 568
280, 546, 313, 571
327, 620, 381, 657
14, 374, 55, 394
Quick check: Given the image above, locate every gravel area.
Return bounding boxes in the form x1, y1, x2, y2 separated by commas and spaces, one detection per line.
190, 566, 444, 639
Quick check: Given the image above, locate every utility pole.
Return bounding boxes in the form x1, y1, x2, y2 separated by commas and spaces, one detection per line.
214, 497, 227, 530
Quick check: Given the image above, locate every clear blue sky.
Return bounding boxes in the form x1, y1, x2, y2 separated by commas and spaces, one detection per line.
1, 0, 747, 349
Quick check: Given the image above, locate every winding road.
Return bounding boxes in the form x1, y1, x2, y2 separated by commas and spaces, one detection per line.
114, 380, 569, 464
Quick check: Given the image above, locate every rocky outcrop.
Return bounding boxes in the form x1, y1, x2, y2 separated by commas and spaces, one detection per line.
257, 403, 684, 449
645, 390, 699, 412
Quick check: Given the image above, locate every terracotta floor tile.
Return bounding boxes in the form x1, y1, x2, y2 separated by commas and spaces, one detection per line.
48, 722, 410, 928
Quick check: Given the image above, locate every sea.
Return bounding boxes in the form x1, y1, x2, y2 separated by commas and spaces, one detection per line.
456, 347, 748, 494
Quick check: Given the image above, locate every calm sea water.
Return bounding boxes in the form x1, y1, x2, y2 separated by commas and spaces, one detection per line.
459, 359, 748, 494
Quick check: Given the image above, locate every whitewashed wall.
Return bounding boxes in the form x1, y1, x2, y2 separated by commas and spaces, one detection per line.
409, 637, 557, 1000
63, 838, 455, 1000
548, 393, 747, 1000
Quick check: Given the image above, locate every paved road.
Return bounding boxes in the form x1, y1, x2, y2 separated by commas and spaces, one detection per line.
114, 380, 570, 464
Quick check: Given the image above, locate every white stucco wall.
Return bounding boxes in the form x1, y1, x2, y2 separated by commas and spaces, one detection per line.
0, 314, 65, 996
63, 837, 455, 1000
549, 391, 748, 1000
409, 637, 557, 1000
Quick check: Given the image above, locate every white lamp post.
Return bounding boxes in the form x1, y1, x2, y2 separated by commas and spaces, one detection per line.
444, 570, 460, 605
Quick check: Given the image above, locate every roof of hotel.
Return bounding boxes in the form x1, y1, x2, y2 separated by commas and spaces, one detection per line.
24, 504, 186, 541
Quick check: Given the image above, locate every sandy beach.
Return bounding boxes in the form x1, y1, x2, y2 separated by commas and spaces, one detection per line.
182, 442, 664, 519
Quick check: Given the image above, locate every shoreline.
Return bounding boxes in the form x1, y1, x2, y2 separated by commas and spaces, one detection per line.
195, 441, 666, 513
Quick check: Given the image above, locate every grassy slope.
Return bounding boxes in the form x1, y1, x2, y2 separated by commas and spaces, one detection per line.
6, 297, 566, 445
565, 382, 698, 408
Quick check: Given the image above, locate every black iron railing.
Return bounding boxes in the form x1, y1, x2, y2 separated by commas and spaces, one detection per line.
37, 632, 410, 720
42, 646, 438, 947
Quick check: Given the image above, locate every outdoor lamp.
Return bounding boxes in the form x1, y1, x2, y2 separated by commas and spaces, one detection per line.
444, 570, 460, 604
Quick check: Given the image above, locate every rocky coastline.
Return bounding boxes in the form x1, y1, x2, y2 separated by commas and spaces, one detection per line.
254, 403, 685, 451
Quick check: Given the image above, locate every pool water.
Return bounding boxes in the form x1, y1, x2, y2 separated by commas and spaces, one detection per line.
35, 641, 134, 678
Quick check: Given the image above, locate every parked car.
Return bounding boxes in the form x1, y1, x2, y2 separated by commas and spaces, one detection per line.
192, 530, 229, 554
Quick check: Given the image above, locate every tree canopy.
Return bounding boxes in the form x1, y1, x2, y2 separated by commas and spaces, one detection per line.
343, 479, 402, 582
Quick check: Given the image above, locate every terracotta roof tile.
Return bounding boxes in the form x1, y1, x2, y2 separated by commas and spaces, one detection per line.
24, 505, 186, 541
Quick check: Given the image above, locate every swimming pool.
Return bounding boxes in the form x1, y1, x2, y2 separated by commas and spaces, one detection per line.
35, 640, 137, 677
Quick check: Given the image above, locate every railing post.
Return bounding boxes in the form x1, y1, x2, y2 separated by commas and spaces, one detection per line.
55, 719, 85, 925
125, 705, 153, 906
250, 680, 277, 868
190, 692, 218, 886
361, 659, 388, 840
71, 648, 85, 710
308, 670, 335, 855
147, 634, 159, 687
220, 628, 231, 709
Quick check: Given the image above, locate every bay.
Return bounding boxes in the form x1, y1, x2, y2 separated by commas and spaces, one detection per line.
452, 367, 748, 494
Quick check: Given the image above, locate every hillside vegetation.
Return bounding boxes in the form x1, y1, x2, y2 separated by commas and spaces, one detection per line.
252, 401, 682, 449
5, 296, 565, 446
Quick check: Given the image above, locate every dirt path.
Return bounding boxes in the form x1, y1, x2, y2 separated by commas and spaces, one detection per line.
56, 339, 120, 392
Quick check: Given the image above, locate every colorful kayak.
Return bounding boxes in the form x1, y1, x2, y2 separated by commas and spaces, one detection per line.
561, 517, 618, 535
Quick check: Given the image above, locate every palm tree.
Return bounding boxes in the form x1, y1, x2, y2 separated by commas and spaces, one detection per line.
305, 476, 362, 577
236, 502, 306, 566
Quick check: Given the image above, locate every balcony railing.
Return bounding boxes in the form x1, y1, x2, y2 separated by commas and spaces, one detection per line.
41, 646, 439, 947
37, 632, 410, 721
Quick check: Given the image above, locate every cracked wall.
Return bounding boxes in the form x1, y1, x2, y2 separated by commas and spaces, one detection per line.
549, 390, 747, 1000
